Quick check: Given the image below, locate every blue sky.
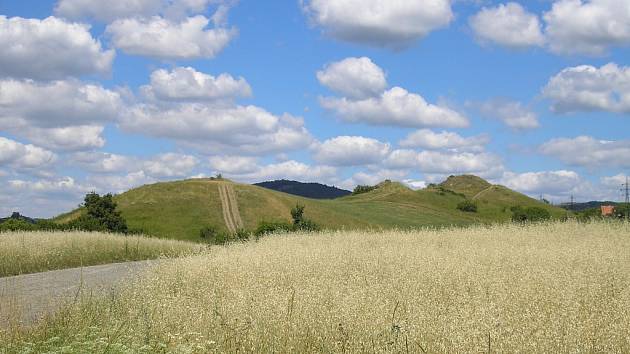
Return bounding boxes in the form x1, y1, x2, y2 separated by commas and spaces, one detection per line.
1, 0, 629, 217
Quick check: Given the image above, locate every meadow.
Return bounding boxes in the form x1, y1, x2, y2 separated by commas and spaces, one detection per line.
2, 221, 630, 352
0, 231, 206, 277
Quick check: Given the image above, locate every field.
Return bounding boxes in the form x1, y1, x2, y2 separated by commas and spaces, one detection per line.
55, 176, 567, 241
2, 221, 629, 352
0, 231, 206, 277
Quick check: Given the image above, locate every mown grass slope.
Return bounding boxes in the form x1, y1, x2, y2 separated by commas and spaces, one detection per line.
55, 176, 568, 241
3, 222, 629, 352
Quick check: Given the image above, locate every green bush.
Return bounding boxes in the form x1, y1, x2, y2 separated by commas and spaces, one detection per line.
200, 226, 219, 239
352, 185, 377, 195
457, 200, 478, 213
0, 219, 38, 232
255, 221, 294, 236
511, 206, 551, 223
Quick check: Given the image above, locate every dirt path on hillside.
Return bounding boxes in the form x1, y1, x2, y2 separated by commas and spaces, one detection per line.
218, 183, 243, 233
472, 186, 495, 200
0, 261, 157, 327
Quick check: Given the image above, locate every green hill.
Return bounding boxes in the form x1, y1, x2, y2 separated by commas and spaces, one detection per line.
56, 175, 568, 241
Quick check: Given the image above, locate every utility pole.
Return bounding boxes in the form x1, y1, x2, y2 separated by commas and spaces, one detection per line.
570, 195, 575, 211
622, 177, 630, 220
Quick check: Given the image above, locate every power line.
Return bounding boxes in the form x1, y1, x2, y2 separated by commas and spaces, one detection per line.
622, 176, 630, 220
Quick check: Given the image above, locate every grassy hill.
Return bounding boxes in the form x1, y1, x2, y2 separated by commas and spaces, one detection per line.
55, 175, 568, 241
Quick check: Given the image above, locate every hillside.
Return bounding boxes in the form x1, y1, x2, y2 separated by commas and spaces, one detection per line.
559, 201, 619, 212
254, 179, 351, 199
56, 175, 567, 241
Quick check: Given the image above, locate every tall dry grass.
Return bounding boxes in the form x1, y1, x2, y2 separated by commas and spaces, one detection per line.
0, 231, 206, 277
2, 221, 630, 352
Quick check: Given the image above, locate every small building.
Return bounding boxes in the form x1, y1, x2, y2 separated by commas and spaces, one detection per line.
601, 205, 615, 216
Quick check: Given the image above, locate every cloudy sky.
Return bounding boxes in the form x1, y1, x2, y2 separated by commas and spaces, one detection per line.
1, 0, 629, 217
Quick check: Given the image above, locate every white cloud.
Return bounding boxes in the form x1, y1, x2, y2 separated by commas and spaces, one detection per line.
403, 179, 427, 190
143, 153, 199, 177
0, 137, 57, 171
19, 125, 106, 151
399, 129, 489, 152
500, 170, 582, 195
477, 99, 540, 130
222, 160, 338, 184
544, 0, 630, 55
601, 173, 629, 188
0, 79, 122, 129
384, 149, 504, 177
87, 171, 156, 194
317, 57, 387, 99
321, 87, 469, 128
313, 136, 390, 166
141, 67, 251, 102
209, 155, 258, 174
121, 104, 313, 155
106, 15, 236, 59
543, 63, 630, 114
540, 136, 630, 168
55, 0, 228, 22
0, 16, 114, 80
302, 0, 453, 48
470, 2, 544, 48
55, 0, 163, 22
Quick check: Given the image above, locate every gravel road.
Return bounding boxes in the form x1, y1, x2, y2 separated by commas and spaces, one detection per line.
0, 260, 157, 327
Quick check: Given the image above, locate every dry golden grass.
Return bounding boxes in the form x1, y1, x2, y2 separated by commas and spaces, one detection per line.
0, 231, 206, 277
2, 221, 630, 352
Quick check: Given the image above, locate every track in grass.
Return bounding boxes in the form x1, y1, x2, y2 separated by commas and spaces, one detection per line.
218, 183, 243, 233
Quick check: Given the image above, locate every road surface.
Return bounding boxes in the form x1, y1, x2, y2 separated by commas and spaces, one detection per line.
0, 260, 156, 327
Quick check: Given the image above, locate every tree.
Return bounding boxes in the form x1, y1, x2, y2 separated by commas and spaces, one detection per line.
291, 204, 305, 226
73, 192, 128, 233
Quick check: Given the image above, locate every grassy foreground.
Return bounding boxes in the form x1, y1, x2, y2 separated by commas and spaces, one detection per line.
0, 231, 206, 277
3, 222, 630, 352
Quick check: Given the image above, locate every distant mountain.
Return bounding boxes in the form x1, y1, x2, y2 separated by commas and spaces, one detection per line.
0, 212, 37, 224
558, 201, 619, 212
254, 180, 351, 199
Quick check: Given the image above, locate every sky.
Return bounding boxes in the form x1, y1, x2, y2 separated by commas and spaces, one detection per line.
1, 0, 629, 218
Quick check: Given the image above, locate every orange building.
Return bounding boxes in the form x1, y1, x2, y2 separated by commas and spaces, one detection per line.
601, 205, 615, 216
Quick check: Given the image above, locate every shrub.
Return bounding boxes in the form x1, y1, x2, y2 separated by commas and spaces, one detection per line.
0, 219, 38, 232
457, 200, 478, 213
200, 226, 219, 239
511, 206, 551, 223
295, 219, 320, 232
291, 204, 305, 225
255, 221, 294, 236
352, 185, 377, 195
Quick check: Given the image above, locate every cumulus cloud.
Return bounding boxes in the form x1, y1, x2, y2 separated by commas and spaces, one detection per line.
0, 137, 57, 171
399, 129, 489, 152
141, 67, 251, 102
143, 153, 199, 177
19, 125, 106, 151
121, 104, 313, 155
321, 87, 469, 128
209, 155, 258, 174
55, 0, 229, 22
106, 15, 236, 60
477, 99, 540, 130
540, 136, 630, 168
313, 136, 390, 166
500, 170, 583, 195
87, 171, 156, 194
470, 2, 544, 48
384, 149, 504, 177
217, 159, 338, 184
601, 173, 629, 188
72, 151, 199, 177
543, 63, 630, 114
317, 57, 387, 99
302, 0, 453, 48
0, 16, 114, 81
544, 0, 630, 55
340, 169, 409, 190
0, 79, 122, 128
